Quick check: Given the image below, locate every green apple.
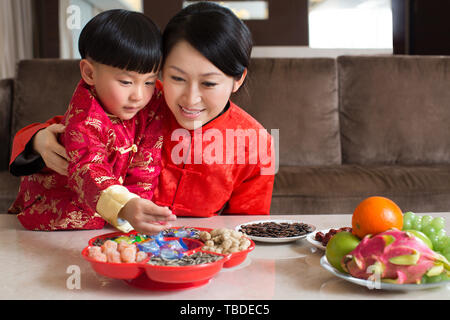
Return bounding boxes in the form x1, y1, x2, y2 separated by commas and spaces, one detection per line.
326, 231, 360, 273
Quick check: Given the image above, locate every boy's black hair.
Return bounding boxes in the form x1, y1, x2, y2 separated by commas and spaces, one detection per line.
79, 9, 162, 74
162, 2, 252, 80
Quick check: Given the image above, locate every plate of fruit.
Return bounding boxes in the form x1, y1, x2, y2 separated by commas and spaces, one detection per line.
320, 196, 450, 290
320, 254, 450, 291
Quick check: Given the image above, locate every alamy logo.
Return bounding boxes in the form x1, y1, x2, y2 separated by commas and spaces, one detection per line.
66, 5, 81, 30
170, 122, 279, 175
66, 265, 81, 289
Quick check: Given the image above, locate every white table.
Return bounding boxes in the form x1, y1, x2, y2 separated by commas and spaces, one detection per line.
1, 213, 449, 300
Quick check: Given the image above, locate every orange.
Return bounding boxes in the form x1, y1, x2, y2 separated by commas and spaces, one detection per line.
351, 196, 403, 239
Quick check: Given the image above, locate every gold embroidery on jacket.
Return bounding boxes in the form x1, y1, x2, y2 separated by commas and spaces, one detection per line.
64, 104, 75, 126
30, 195, 61, 216
72, 168, 86, 200
148, 111, 156, 122
129, 151, 153, 168
24, 190, 30, 202
27, 174, 57, 190
106, 129, 117, 152
68, 150, 81, 163
136, 182, 152, 191
68, 130, 85, 144
85, 117, 103, 131
48, 210, 89, 230
109, 117, 121, 125
154, 136, 163, 149
114, 144, 138, 155
145, 167, 156, 174
91, 152, 105, 163
95, 176, 115, 184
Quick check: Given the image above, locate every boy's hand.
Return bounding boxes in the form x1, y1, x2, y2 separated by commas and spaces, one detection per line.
33, 124, 69, 176
118, 198, 176, 235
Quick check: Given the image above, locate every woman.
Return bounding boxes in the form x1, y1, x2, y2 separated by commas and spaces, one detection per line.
9, 2, 275, 233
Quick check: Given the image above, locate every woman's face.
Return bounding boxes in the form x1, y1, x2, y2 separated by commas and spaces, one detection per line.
162, 40, 246, 130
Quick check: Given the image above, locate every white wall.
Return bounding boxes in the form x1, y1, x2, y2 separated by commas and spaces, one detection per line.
252, 46, 392, 58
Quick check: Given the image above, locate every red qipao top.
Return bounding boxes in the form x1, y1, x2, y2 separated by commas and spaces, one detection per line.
153, 98, 275, 217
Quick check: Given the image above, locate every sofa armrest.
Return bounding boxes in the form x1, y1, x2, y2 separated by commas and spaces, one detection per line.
0, 78, 13, 171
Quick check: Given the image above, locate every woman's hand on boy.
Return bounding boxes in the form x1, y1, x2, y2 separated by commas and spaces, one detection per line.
118, 198, 176, 235
33, 124, 69, 176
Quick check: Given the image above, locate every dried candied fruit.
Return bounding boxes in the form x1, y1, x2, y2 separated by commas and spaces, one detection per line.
88, 241, 147, 263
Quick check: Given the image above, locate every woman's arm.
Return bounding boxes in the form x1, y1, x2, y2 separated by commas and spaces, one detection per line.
9, 116, 69, 176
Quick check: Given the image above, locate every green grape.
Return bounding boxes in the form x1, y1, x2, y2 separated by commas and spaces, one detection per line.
422, 224, 437, 238
436, 229, 447, 238
403, 212, 416, 224
431, 217, 445, 231
402, 217, 412, 230
403, 211, 415, 218
434, 242, 445, 253
434, 232, 447, 252
442, 237, 450, 254
421, 215, 433, 228
429, 234, 440, 250
412, 215, 423, 231
444, 252, 450, 262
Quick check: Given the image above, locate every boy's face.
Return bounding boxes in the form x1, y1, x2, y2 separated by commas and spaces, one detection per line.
81, 60, 158, 121
162, 40, 246, 130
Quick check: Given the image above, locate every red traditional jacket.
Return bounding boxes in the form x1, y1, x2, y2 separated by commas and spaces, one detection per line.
9, 81, 274, 222
153, 100, 275, 217
9, 80, 164, 231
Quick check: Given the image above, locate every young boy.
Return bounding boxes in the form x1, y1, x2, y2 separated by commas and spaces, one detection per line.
9, 9, 175, 233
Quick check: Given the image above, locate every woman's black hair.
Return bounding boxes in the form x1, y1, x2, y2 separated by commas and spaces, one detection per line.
162, 2, 252, 80
79, 9, 162, 74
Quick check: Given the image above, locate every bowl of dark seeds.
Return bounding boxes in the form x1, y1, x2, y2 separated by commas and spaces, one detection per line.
143, 251, 229, 283
236, 220, 316, 243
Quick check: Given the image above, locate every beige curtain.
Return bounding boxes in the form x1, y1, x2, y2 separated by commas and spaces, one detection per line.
0, 0, 33, 79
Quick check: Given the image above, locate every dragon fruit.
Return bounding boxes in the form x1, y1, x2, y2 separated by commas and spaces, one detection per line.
342, 229, 450, 284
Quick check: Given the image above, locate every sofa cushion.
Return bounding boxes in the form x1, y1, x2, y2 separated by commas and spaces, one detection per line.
339, 55, 450, 165
271, 164, 450, 214
232, 58, 341, 166
11, 59, 80, 137
0, 171, 21, 213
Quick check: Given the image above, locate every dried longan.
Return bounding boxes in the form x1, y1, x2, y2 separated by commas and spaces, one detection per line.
200, 231, 211, 241
200, 228, 251, 253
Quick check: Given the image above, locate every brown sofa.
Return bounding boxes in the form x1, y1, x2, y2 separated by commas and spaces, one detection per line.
2, 56, 450, 215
